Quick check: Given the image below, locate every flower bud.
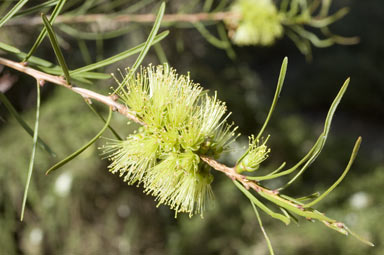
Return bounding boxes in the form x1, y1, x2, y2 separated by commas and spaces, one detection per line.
236, 135, 270, 173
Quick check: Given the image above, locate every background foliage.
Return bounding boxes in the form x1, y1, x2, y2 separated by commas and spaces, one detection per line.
0, 0, 383, 254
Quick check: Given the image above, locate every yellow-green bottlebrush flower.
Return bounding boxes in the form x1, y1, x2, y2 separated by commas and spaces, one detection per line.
103, 64, 238, 217
103, 132, 159, 185
144, 151, 214, 217
236, 135, 270, 173
226, 0, 284, 46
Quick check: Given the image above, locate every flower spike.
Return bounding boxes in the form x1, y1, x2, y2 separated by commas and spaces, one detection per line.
104, 64, 238, 217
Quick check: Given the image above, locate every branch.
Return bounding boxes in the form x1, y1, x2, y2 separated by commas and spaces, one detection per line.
200, 155, 294, 206
6, 11, 240, 26
0, 57, 144, 125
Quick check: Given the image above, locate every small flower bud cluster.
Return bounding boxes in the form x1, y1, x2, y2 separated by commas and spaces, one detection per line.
236, 135, 270, 173
226, 0, 283, 46
103, 64, 238, 217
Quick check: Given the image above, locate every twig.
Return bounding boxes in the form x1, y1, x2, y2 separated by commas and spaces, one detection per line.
200, 155, 302, 210
0, 57, 144, 125
6, 11, 240, 26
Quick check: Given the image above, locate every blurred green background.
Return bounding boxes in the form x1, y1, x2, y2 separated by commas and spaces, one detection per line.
0, 0, 383, 254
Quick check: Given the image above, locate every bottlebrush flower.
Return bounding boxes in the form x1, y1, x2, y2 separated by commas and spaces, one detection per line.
103, 64, 238, 217
226, 0, 284, 46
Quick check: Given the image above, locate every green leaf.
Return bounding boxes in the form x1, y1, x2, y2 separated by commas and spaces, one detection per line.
41, 13, 71, 84
291, 25, 334, 48
0, 41, 106, 80
251, 201, 275, 255
36, 65, 110, 80
193, 22, 228, 49
281, 78, 351, 189
233, 180, 290, 225
203, 0, 214, 12
279, 207, 299, 224
85, 102, 122, 140
115, 1, 166, 93
0, 41, 20, 54
45, 108, 113, 175
0, 2, 12, 17
70, 0, 97, 15
247, 78, 350, 183
343, 225, 375, 247
266, 162, 286, 176
20, 81, 40, 221
15, 0, 58, 17
286, 29, 312, 61
308, 8, 349, 28
58, 23, 137, 40
153, 42, 168, 64
24, 0, 67, 62
0, 92, 55, 157
119, 0, 154, 14
237, 58, 287, 167
0, 0, 28, 28
70, 31, 169, 75
217, 23, 236, 59
77, 39, 92, 65
304, 136, 361, 208
213, 0, 229, 12
0, 41, 54, 67
256, 57, 287, 140
256, 189, 336, 223
295, 192, 320, 202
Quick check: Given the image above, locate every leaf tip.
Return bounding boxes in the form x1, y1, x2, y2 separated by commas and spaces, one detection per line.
344, 77, 351, 86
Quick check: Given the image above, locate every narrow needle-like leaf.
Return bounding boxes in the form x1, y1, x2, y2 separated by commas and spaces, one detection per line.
193, 22, 228, 49
15, 0, 58, 17
0, 93, 55, 156
41, 13, 71, 84
153, 43, 168, 64
85, 101, 122, 140
0, 0, 28, 28
20, 81, 40, 221
23, 0, 67, 61
343, 225, 375, 247
247, 78, 350, 183
217, 23, 236, 59
304, 136, 361, 208
70, 31, 169, 75
233, 180, 290, 225
251, 201, 275, 255
256, 57, 287, 140
295, 192, 320, 202
280, 78, 351, 189
115, 2, 165, 93
45, 108, 113, 175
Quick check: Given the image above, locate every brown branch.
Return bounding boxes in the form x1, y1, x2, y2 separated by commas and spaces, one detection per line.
200, 155, 279, 195
6, 11, 240, 26
0, 57, 145, 125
